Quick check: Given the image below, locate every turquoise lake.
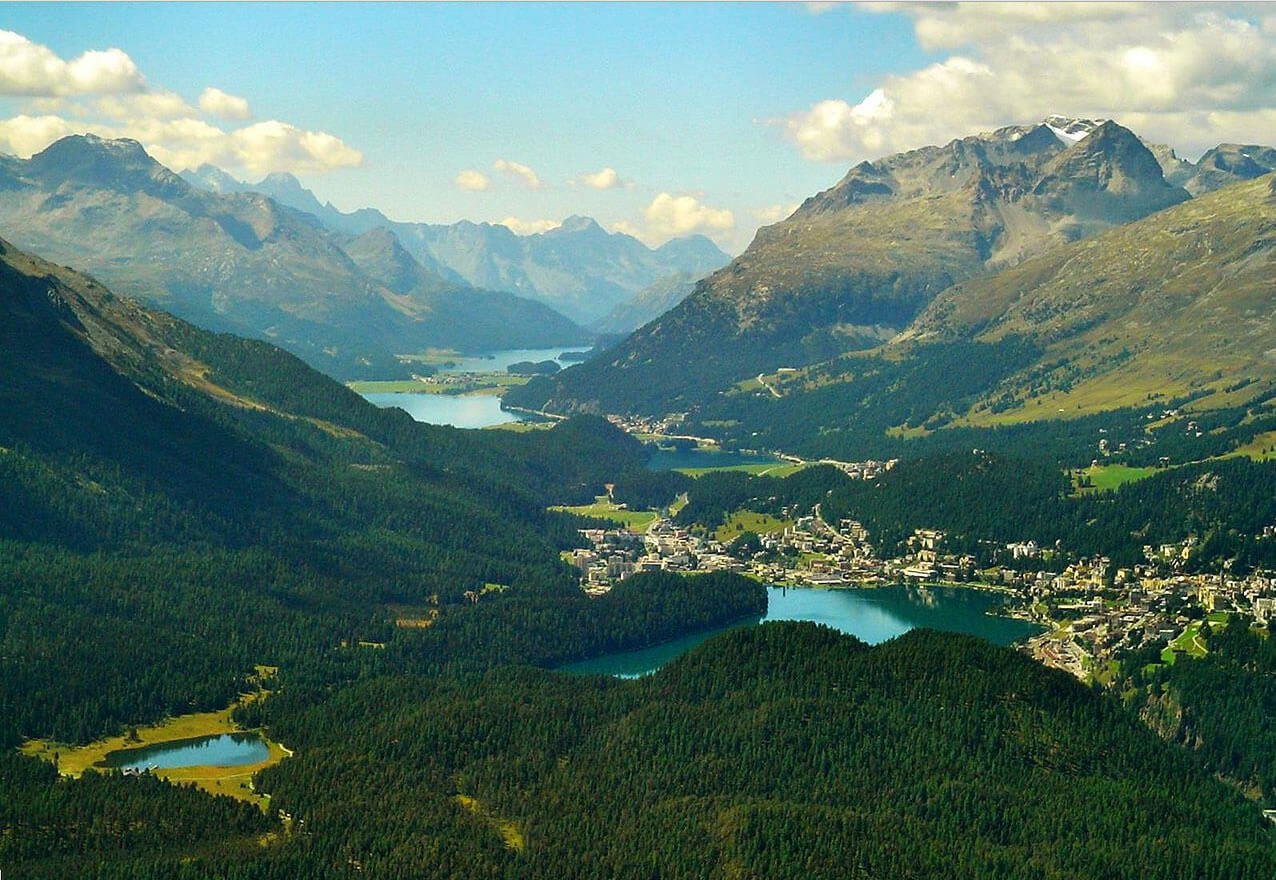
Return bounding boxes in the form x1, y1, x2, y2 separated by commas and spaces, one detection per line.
361, 392, 530, 429
99, 732, 269, 771
361, 347, 591, 428
560, 585, 1040, 678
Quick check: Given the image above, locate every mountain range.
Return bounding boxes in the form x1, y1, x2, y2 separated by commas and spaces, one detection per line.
0, 134, 592, 378
508, 118, 1276, 448
181, 165, 730, 325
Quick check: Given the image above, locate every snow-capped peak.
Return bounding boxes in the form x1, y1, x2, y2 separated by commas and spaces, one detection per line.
1043, 115, 1108, 144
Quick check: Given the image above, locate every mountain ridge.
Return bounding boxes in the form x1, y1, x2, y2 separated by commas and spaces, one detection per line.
0, 135, 587, 378
180, 167, 731, 325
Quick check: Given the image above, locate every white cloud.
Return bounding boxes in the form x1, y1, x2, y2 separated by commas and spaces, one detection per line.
498, 216, 560, 236
0, 30, 360, 178
454, 169, 490, 191
777, 5, 1276, 162
0, 113, 362, 176
94, 90, 193, 121
0, 30, 145, 96
615, 192, 735, 247
198, 87, 251, 121
752, 203, 799, 225
492, 158, 544, 189
574, 166, 628, 189
0, 114, 82, 156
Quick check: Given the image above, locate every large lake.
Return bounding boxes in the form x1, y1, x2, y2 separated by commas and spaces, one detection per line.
361, 392, 529, 429
99, 732, 269, 771
560, 585, 1040, 678
361, 347, 592, 428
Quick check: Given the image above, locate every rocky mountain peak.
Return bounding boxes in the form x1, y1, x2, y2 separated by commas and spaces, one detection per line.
28, 134, 185, 196
553, 215, 606, 236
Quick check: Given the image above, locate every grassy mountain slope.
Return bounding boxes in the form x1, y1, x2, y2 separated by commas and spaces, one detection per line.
906, 172, 1276, 420
511, 120, 1192, 416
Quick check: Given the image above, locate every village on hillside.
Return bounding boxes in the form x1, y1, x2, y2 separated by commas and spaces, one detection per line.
568, 485, 1276, 683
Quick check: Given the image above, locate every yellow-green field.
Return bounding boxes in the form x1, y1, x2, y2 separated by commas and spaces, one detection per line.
483, 420, 555, 432
347, 372, 529, 396
1162, 622, 1209, 664
550, 496, 657, 529
714, 510, 793, 543
1073, 464, 1159, 494
1224, 429, 1276, 461
20, 667, 289, 808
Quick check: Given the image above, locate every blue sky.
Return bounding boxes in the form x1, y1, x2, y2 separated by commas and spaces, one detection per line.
1, 3, 1273, 253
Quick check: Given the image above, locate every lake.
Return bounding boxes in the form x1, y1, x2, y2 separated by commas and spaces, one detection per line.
99, 732, 269, 771
560, 584, 1040, 678
361, 347, 592, 428
361, 392, 531, 429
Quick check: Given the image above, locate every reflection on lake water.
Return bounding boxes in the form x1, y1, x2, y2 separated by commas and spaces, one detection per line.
99, 732, 270, 771
361, 392, 528, 429
560, 585, 1040, 678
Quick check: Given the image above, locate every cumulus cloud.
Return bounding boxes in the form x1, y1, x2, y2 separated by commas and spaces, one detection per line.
0, 30, 360, 177
0, 113, 362, 176
492, 158, 544, 189
198, 87, 251, 121
0, 30, 144, 96
454, 169, 490, 191
498, 216, 560, 236
614, 192, 735, 247
777, 4, 1276, 162
0, 114, 82, 156
95, 90, 193, 121
574, 166, 628, 189
752, 203, 799, 225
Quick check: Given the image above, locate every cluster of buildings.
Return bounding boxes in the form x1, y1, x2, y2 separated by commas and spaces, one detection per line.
569, 494, 1276, 683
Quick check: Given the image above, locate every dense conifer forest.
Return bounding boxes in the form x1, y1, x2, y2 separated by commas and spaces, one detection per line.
5, 243, 1276, 877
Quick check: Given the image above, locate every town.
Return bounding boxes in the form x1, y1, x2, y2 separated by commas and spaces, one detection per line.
568, 485, 1276, 684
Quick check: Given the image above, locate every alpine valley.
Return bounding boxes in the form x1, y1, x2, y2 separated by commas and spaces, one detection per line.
8, 74, 1276, 880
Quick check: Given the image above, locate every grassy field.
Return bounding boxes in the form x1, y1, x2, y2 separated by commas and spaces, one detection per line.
714, 510, 793, 543
484, 420, 555, 432
1223, 429, 1276, 461
20, 666, 289, 808
348, 372, 529, 396
1073, 463, 1159, 494
550, 496, 657, 530
1161, 622, 1209, 664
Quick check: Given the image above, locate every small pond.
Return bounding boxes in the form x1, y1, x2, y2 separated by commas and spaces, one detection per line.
99, 732, 269, 771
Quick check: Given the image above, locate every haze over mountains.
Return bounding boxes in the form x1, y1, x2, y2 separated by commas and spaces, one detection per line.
181, 164, 730, 326
0, 134, 595, 378
509, 118, 1276, 444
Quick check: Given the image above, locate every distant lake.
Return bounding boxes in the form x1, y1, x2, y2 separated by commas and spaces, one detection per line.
361, 347, 592, 428
645, 447, 783, 471
434, 347, 593, 374
362, 392, 531, 429
560, 585, 1040, 678
99, 732, 269, 771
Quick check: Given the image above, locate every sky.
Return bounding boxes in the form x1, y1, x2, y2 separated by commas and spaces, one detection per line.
0, 2, 1274, 254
